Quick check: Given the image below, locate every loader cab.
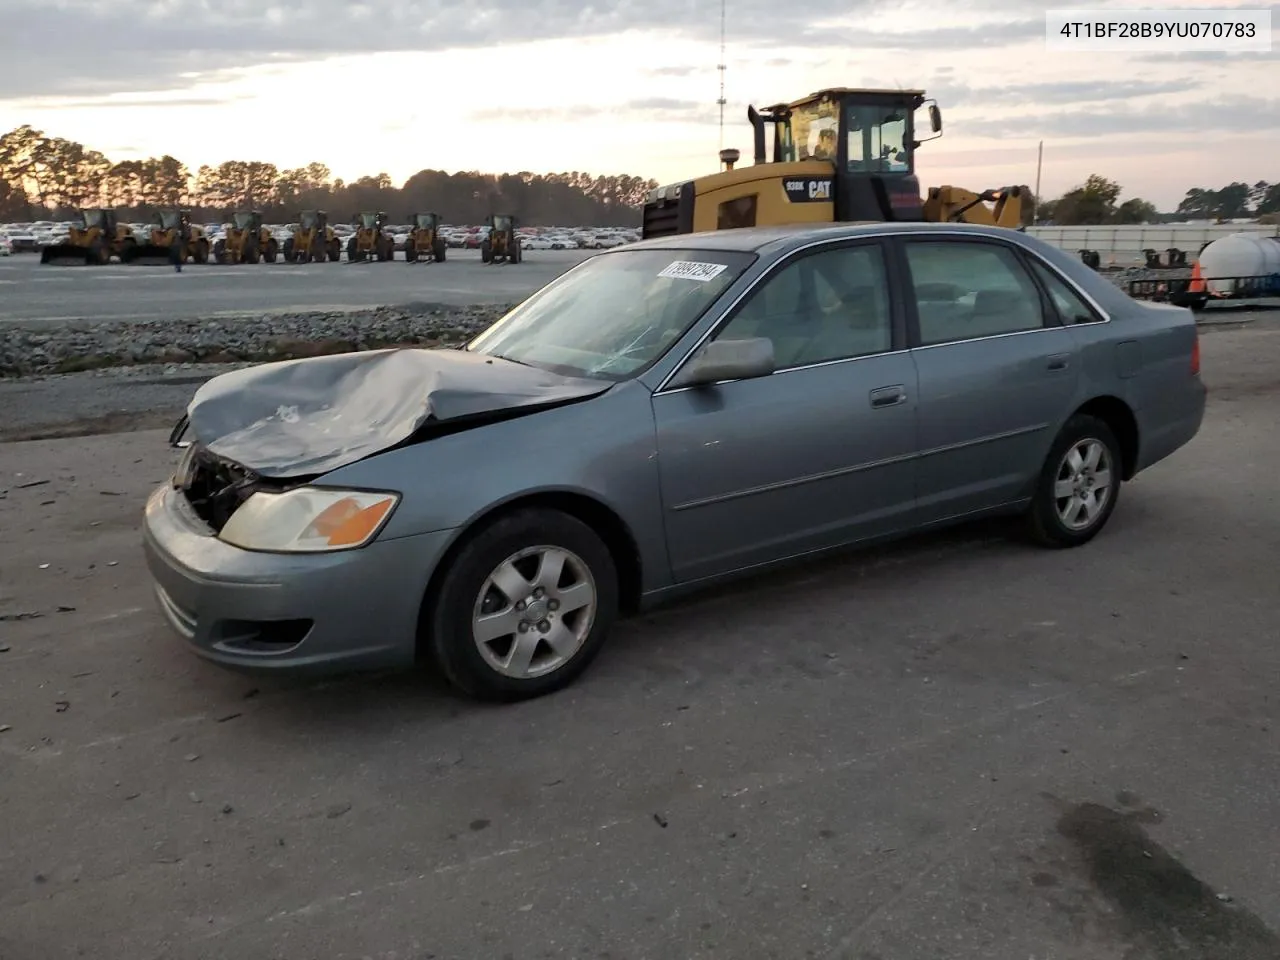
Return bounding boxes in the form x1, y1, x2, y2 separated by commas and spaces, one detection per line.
81, 208, 113, 231
299, 210, 326, 231
358, 212, 387, 231
764, 88, 940, 221
156, 210, 185, 231
232, 211, 262, 233
414, 213, 441, 231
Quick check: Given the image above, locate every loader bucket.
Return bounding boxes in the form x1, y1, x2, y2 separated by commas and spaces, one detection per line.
125, 243, 177, 266
40, 243, 97, 266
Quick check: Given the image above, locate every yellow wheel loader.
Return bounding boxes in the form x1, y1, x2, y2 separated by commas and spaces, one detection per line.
346, 211, 396, 262
212, 211, 279, 264
283, 210, 342, 263
640, 88, 1024, 239
480, 214, 521, 264
125, 209, 210, 265
40, 209, 137, 265
404, 212, 447, 263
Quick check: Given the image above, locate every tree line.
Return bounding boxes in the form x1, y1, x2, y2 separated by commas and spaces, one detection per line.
2, 125, 1275, 228
1026, 174, 1280, 226
0, 125, 658, 226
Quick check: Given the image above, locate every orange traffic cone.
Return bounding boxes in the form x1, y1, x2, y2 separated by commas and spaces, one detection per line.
1188, 260, 1205, 294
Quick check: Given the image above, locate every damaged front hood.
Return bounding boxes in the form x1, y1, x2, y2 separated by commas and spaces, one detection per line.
184, 347, 612, 478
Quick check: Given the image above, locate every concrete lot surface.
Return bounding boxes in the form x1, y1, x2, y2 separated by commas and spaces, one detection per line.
1, 325, 1278, 959
0, 249, 593, 324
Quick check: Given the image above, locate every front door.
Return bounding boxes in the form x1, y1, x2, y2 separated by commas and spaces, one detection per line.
653, 240, 920, 584
896, 236, 1082, 523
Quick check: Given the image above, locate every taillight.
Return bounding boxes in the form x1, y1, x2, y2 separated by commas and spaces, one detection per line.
1190, 333, 1200, 375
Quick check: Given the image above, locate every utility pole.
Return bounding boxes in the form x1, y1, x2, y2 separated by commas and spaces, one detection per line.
1033, 140, 1044, 225
717, 0, 727, 150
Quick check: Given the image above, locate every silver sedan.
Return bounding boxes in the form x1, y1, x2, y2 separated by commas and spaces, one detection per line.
143, 222, 1206, 700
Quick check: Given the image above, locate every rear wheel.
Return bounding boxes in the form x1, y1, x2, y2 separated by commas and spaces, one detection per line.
1026, 414, 1122, 547
282, 238, 295, 262
425, 509, 619, 701
193, 239, 210, 264
213, 238, 228, 264
263, 238, 279, 263
433, 239, 446, 262
480, 240, 492, 263
405, 239, 417, 262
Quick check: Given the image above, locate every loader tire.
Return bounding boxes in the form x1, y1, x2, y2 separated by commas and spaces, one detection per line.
328, 239, 342, 262
213, 239, 228, 264
193, 240, 210, 264
481, 240, 492, 263
282, 238, 295, 262
433, 239, 446, 263
263, 239, 279, 264
405, 240, 417, 262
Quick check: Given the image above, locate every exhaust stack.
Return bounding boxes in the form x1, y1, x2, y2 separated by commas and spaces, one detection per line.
720, 148, 740, 171
746, 105, 767, 164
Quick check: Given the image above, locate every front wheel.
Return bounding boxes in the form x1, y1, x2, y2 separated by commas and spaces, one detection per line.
1025, 414, 1122, 547
425, 509, 619, 701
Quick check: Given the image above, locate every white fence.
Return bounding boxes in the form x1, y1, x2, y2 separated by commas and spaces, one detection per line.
1026, 223, 1280, 266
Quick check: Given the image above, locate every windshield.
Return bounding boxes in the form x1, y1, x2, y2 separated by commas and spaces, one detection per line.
360, 213, 378, 229
300, 211, 319, 229
81, 209, 103, 227
784, 99, 839, 162
159, 211, 181, 229
467, 248, 755, 381
846, 105, 911, 174
233, 212, 255, 230
415, 214, 435, 229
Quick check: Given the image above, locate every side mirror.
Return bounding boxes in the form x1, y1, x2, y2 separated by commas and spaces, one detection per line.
929, 104, 943, 133
667, 337, 775, 390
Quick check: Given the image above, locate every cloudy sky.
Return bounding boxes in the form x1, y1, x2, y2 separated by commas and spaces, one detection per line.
1, 0, 1276, 210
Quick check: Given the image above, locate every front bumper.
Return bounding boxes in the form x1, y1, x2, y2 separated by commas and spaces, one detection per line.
142, 483, 456, 674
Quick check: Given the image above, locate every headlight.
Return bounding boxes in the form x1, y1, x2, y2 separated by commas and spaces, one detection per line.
218, 487, 400, 553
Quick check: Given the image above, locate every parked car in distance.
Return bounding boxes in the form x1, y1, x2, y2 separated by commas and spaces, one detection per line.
143, 222, 1206, 702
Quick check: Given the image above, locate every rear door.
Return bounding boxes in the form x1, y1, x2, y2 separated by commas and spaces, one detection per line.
652, 239, 920, 583
894, 235, 1081, 524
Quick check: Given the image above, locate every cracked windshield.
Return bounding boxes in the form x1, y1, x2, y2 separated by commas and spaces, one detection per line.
1, 0, 1277, 957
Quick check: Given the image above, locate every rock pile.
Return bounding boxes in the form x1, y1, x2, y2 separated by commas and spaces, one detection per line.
0, 302, 515, 377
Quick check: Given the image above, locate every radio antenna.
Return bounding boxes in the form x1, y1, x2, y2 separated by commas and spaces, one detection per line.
717, 0, 727, 150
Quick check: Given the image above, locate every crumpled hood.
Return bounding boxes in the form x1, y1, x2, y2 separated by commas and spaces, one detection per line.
185, 347, 611, 478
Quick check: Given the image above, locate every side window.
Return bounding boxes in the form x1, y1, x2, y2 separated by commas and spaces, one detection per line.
714, 244, 892, 368
905, 241, 1046, 346
1029, 259, 1104, 324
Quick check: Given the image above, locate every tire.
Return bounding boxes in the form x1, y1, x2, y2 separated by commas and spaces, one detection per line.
405, 240, 417, 262
433, 239, 446, 262
264, 239, 278, 264
213, 238, 228, 264
283, 238, 295, 262
480, 240, 492, 263
425, 509, 619, 702
1025, 414, 1122, 548
194, 239, 210, 264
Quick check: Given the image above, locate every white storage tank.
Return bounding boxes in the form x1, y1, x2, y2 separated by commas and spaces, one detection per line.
1198, 233, 1280, 296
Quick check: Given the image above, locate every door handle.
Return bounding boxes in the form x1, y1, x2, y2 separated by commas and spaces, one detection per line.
869, 385, 906, 408
1047, 353, 1071, 371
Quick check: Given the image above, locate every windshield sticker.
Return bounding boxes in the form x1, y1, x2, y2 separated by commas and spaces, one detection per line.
658, 260, 728, 282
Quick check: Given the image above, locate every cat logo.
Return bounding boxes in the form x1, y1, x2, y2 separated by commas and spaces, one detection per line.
783, 177, 834, 203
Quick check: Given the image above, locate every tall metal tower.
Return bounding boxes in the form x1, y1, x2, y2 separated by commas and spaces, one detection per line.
716, 0, 727, 149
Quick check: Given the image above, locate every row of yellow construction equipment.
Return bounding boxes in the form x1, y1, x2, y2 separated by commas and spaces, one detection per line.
641, 87, 1025, 239
40, 210, 524, 266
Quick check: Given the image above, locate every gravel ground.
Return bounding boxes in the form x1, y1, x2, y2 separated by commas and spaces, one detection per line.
0, 301, 512, 376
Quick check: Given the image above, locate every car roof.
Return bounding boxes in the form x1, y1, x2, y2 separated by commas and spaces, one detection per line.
621, 221, 1037, 255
